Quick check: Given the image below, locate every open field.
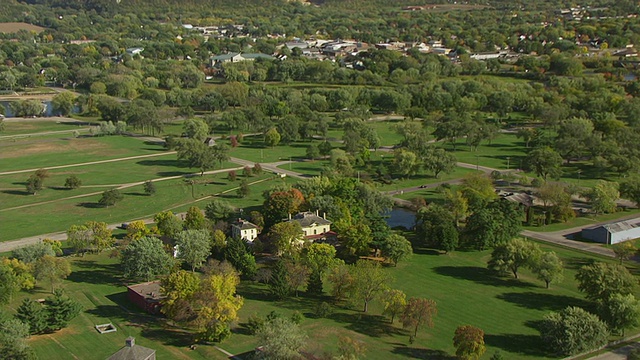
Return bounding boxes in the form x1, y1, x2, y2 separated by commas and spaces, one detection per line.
0, 120, 94, 137
0, 22, 46, 33
9, 240, 635, 360
0, 135, 169, 171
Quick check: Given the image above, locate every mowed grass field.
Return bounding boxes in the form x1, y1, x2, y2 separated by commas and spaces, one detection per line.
11, 240, 635, 360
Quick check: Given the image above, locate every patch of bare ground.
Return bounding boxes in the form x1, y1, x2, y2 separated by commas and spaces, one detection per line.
0, 22, 45, 34
0, 138, 111, 159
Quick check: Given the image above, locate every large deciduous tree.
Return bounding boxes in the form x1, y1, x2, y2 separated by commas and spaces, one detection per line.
382, 289, 406, 324
575, 262, 636, 302
415, 204, 459, 253
598, 293, 640, 336
525, 146, 563, 181
175, 229, 211, 272
256, 317, 307, 360
98, 188, 123, 207
401, 297, 438, 338
268, 222, 303, 256
381, 234, 413, 266
120, 236, 172, 281
464, 200, 522, 250
33, 255, 71, 293
453, 325, 486, 360
585, 181, 619, 216
487, 238, 541, 279
348, 260, 392, 313
540, 306, 608, 356
533, 251, 564, 289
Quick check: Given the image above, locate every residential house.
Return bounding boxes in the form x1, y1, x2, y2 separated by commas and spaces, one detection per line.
287, 211, 335, 241
127, 281, 163, 315
107, 337, 156, 360
209, 52, 274, 67
231, 219, 260, 242
126, 47, 144, 56
204, 137, 216, 147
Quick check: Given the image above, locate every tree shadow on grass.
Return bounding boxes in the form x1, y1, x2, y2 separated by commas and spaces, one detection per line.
67, 260, 122, 286
432, 266, 536, 288
496, 292, 590, 311
137, 159, 186, 168
76, 202, 102, 208
391, 346, 454, 359
124, 192, 148, 196
330, 312, 406, 338
564, 257, 595, 270
140, 325, 195, 347
484, 333, 546, 357
1, 189, 30, 195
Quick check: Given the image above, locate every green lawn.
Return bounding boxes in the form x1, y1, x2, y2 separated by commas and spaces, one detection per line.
447, 133, 527, 171
20, 239, 634, 360
0, 135, 169, 172
0, 173, 281, 242
0, 120, 95, 136
524, 208, 640, 232
376, 167, 477, 192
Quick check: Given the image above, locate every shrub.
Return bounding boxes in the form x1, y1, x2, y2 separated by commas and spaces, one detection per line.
315, 301, 333, 318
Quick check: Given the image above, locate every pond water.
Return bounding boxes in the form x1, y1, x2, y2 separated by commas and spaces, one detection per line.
385, 208, 416, 229
0, 100, 80, 118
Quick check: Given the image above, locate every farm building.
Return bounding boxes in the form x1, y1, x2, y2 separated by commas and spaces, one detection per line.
581, 218, 640, 244
127, 281, 163, 315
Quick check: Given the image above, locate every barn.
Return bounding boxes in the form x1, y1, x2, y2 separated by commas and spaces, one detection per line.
581, 218, 640, 245
127, 281, 163, 314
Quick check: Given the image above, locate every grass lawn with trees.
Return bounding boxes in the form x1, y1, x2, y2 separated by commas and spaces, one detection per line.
0, 120, 96, 137
14, 240, 637, 360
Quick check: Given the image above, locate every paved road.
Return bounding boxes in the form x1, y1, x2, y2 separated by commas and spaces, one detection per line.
584, 341, 640, 360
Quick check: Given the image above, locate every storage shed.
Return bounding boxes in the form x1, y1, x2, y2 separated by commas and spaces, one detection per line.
581, 218, 640, 245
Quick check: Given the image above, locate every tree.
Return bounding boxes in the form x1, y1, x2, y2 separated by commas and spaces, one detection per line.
401, 297, 438, 338
64, 175, 81, 189
0, 318, 35, 360
205, 199, 234, 223
125, 220, 149, 241
256, 317, 307, 360
460, 173, 497, 212
586, 181, 619, 216
575, 262, 637, 302
143, 180, 156, 195
620, 176, 640, 206
262, 187, 305, 227
598, 293, 640, 336
44, 290, 81, 332
51, 91, 76, 116
306, 143, 320, 160
464, 200, 522, 250
120, 236, 172, 281
0, 265, 20, 305
382, 289, 406, 323
160, 270, 200, 320
533, 251, 564, 289
33, 255, 71, 293
348, 260, 392, 312
154, 211, 182, 239
223, 236, 257, 279
423, 147, 457, 178
183, 118, 209, 141
487, 238, 541, 279
265, 127, 281, 147
238, 179, 250, 198
416, 204, 459, 253
453, 325, 486, 360
337, 335, 367, 360
98, 188, 123, 207
269, 221, 303, 256
381, 234, 413, 266
540, 306, 608, 356
0, 259, 34, 304
393, 149, 420, 178
194, 270, 243, 341
285, 261, 310, 297
525, 147, 563, 181
269, 259, 291, 300
25, 174, 42, 195
16, 299, 47, 334
184, 206, 206, 230
67, 221, 114, 254
176, 230, 211, 271
12, 242, 55, 264
612, 242, 637, 264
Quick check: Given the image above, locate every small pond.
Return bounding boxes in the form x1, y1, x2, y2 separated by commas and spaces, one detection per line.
0, 100, 80, 118
385, 208, 416, 229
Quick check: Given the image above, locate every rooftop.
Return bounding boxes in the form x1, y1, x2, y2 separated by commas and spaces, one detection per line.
602, 219, 640, 233
232, 219, 259, 230
127, 281, 163, 301
107, 337, 155, 360
289, 211, 331, 227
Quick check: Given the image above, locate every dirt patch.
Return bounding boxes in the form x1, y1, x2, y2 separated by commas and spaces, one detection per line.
0, 22, 46, 34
